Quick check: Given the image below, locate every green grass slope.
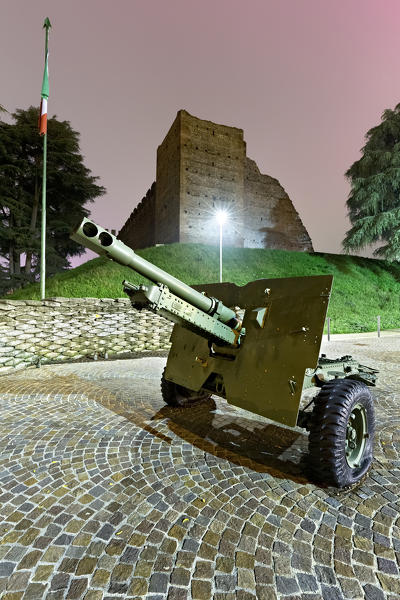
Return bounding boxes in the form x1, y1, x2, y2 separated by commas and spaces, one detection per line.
4, 244, 400, 333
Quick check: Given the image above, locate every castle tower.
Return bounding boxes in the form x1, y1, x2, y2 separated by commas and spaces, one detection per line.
155, 110, 246, 247
118, 110, 313, 253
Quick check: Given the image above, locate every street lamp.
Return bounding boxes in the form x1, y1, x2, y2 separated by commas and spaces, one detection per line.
216, 210, 227, 282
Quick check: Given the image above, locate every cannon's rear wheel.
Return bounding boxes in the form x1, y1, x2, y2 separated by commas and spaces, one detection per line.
161, 368, 211, 407
308, 379, 375, 488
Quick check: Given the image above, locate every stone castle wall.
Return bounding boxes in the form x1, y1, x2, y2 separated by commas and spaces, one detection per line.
118, 183, 156, 249
155, 115, 181, 245
119, 110, 313, 253
0, 298, 173, 376
178, 111, 246, 247
243, 158, 313, 250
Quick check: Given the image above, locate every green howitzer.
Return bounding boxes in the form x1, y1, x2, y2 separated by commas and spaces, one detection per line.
71, 218, 378, 489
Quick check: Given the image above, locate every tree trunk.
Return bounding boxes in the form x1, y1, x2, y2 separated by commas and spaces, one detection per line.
13, 250, 20, 274
9, 212, 14, 275
23, 169, 40, 274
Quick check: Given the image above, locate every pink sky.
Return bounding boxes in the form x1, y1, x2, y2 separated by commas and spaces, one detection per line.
2, 0, 400, 265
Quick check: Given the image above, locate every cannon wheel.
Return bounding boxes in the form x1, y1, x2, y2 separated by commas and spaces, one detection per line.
161, 368, 212, 407
308, 379, 375, 488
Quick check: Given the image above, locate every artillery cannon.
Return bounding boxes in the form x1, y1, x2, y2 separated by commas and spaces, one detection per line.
70, 218, 378, 488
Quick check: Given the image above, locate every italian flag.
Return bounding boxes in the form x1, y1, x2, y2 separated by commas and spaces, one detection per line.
39, 47, 49, 135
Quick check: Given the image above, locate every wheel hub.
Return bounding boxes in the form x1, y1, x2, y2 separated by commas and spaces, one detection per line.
345, 403, 368, 468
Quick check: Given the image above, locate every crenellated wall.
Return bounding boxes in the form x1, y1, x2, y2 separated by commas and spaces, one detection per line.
118, 183, 156, 249
0, 298, 173, 376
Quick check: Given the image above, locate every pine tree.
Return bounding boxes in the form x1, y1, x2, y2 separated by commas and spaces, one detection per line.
343, 103, 400, 261
0, 106, 105, 294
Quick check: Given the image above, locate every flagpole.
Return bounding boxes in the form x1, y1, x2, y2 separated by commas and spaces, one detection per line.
40, 128, 47, 301
40, 17, 51, 301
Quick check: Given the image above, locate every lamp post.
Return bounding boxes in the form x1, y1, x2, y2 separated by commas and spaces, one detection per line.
216, 210, 227, 282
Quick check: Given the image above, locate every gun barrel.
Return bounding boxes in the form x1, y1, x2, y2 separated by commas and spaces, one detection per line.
70, 218, 237, 325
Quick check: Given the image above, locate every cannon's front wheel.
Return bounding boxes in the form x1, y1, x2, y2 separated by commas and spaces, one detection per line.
308, 379, 375, 488
161, 368, 212, 407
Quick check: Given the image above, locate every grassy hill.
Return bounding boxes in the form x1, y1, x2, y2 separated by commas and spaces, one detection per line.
4, 244, 400, 334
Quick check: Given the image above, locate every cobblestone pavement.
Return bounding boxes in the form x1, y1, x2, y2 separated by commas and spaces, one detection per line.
0, 337, 399, 600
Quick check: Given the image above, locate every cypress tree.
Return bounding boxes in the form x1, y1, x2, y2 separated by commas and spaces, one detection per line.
343, 103, 400, 261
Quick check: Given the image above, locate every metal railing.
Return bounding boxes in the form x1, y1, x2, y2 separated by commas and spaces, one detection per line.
325, 316, 390, 340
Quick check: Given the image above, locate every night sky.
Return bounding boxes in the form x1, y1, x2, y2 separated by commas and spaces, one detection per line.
2, 0, 400, 266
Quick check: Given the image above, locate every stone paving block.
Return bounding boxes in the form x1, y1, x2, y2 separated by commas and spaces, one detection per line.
191, 579, 212, 600
3, 592, 24, 600
111, 562, 133, 581
148, 572, 169, 594
376, 572, 400, 594
237, 566, 256, 590
96, 524, 114, 541
274, 554, 292, 576
296, 572, 319, 593
49, 572, 70, 591
3, 547, 25, 563
41, 547, 64, 563
167, 586, 188, 600
133, 561, 153, 577
0, 562, 16, 577
0, 578, 8, 594
6, 570, 30, 591
339, 577, 364, 598
32, 565, 53, 582
76, 557, 97, 576
0, 349, 399, 600
321, 586, 345, 600
66, 577, 88, 599
170, 567, 190, 586
236, 592, 257, 600
83, 592, 103, 600
107, 580, 128, 594
91, 569, 111, 587
215, 573, 236, 591
276, 576, 300, 595
377, 556, 398, 574
315, 565, 336, 585
175, 550, 196, 569
22, 582, 48, 599
363, 583, 386, 600
193, 560, 213, 579
128, 577, 148, 596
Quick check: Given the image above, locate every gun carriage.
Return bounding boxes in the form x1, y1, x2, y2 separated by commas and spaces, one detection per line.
71, 218, 378, 488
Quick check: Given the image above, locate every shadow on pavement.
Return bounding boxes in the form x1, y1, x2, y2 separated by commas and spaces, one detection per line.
146, 397, 310, 485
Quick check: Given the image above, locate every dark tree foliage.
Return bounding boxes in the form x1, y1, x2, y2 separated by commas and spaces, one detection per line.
343, 103, 400, 261
0, 106, 105, 294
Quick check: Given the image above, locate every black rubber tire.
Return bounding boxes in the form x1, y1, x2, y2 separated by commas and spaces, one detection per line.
308, 378, 375, 488
161, 368, 212, 407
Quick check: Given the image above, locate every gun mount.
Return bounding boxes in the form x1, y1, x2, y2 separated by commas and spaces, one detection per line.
71, 218, 378, 489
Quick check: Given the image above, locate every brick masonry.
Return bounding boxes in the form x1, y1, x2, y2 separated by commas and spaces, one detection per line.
118, 110, 314, 252
119, 183, 156, 250
243, 158, 314, 250
0, 298, 173, 376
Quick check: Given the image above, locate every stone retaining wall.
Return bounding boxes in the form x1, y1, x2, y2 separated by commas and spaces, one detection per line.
0, 298, 173, 376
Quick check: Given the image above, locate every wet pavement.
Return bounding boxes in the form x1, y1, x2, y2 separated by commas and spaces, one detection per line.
0, 335, 399, 600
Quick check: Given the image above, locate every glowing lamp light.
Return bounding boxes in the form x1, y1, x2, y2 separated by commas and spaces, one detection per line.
216, 210, 228, 225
